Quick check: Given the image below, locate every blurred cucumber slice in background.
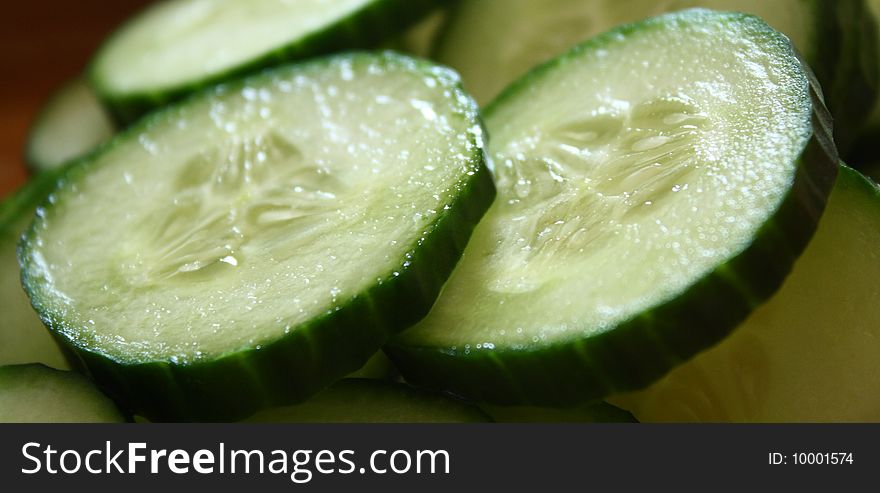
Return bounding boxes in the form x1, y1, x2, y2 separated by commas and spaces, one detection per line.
25, 78, 115, 173
0, 364, 125, 423
89, 0, 446, 123
0, 169, 69, 370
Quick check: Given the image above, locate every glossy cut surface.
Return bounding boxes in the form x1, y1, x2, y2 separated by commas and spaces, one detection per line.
94, 0, 373, 95
389, 10, 836, 406
25, 53, 484, 364
402, 11, 809, 348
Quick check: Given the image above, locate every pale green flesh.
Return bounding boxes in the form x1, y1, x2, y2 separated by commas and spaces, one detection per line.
0, 214, 68, 370
439, 0, 815, 105
94, 0, 372, 94
398, 13, 810, 349
0, 365, 124, 423
611, 167, 880, 422
29, 55, 482, 363
244, 379, 487, 422
28, 78, 115, 170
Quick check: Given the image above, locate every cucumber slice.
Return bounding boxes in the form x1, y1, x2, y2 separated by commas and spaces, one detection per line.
246, 379, 490, 422
435, 0, 875, 153
0, 364, 125, 423
25, 78, 115, 173
0, 171, 70, 370
611, 166, 880, 422
388, 10, 838, 406
480, 402, 636, 423
90, 0, 443, 123
20, 52, 493, 422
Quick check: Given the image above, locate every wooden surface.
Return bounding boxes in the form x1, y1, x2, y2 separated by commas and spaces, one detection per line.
0, 1, 154, 198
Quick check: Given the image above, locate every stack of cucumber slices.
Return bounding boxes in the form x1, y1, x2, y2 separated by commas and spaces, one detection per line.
3, 0, 879, 422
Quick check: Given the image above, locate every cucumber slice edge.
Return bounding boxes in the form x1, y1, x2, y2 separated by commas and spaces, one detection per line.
388, 9, 838, 405
21, 51, 494, 421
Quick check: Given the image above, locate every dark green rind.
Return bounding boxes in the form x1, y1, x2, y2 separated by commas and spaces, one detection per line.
0, 364, 127, 423
480, 401, 637, 423
90, 0, 445, 125
23, 78, 116, 174
21, 53, 495, 422
608, 164, 880, 423
386, 12, 839, 406
245, 379, 491, 423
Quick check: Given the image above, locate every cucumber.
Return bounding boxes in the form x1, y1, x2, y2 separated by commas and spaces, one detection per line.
25, 78, 115, 173
20, 52, 493, 422
388, 10, 838, 406
0, 364, 125, 423
480, 402, 636, 423
90, 0, 443, 123
611, 166, 880, 422
0, 171, 70, 370
434, 0, 875, 154
245, 379, 490, 422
